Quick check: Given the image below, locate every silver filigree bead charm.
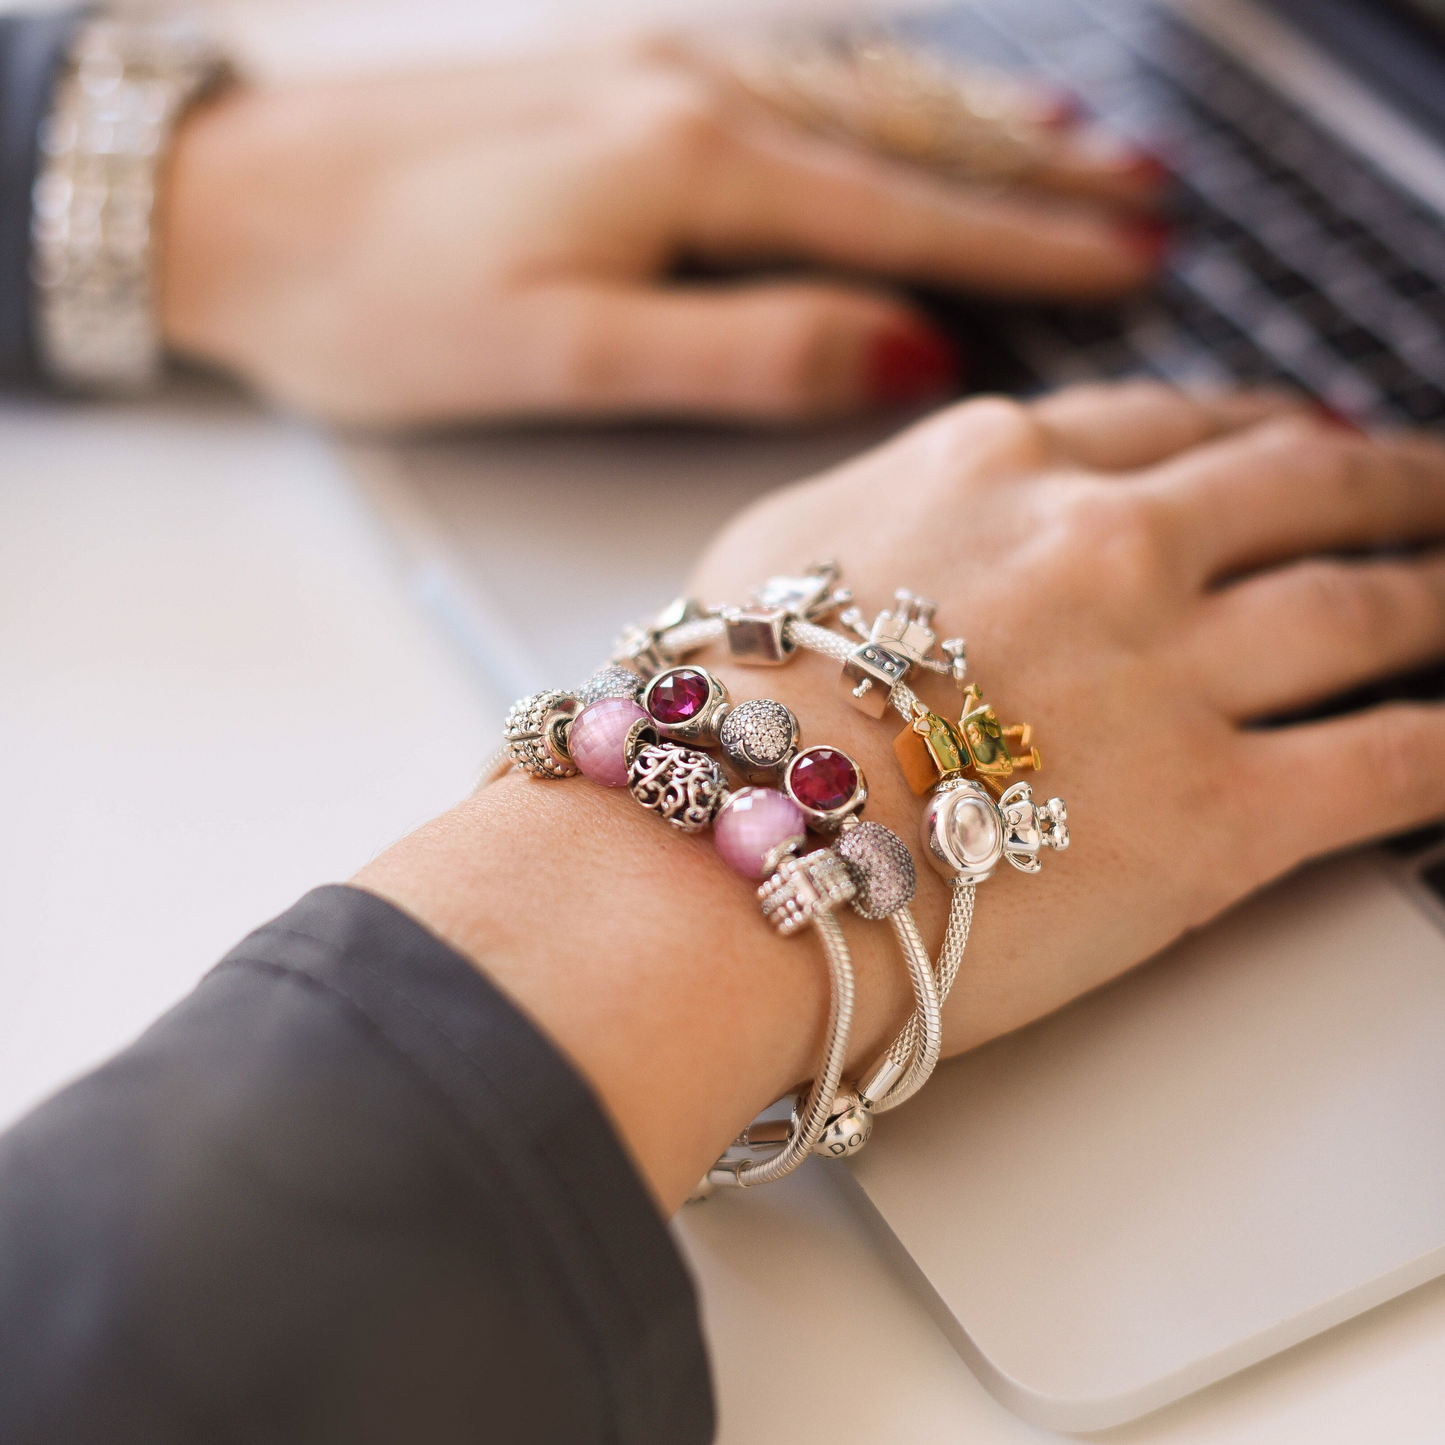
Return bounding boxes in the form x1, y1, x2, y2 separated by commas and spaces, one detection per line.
797, 1082, 874, 1159
503, 690, 582, 779
834, 820, 917, 920
575, 664, 644, 706
998, 782, 1070, 873
719, 698, 800, 782
758, 848, 856, 936
627, 742, 726, 833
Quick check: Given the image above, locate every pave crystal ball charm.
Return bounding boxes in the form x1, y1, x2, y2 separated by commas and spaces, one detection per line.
920, 779, 1006, 882
713, 787, 806, 879
569, 697, 650, 788
503, 689, 583, 779
642, 666, 730, 745
783, 746, 867, 831
834, 820, 917, 920
800, 1083, 874, 1159
628, 741, 727, 833
575, 664, 645, 706
718, 698, 800, 782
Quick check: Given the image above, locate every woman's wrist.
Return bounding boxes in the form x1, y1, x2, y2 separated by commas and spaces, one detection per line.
355, 642, 934, 1212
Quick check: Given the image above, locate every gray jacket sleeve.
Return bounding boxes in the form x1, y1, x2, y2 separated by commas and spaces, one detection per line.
0, 884, 714, 1445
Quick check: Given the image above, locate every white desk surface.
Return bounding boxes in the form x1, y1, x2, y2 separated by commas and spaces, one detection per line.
5, 0, 1445, 1436
6, 385, 1445, 1444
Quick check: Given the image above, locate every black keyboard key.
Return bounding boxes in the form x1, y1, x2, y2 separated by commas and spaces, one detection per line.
1391, 382, 1445, 423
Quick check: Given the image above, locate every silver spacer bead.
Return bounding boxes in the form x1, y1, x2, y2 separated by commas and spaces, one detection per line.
627, 742, 727, 833
575, 664, 645, 705
503, 690, 582, 779
718, 698, 800, 782
834, 820, 917, 920
758, 849, 856, 936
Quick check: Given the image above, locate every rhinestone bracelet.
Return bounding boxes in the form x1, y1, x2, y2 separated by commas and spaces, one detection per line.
31, 17, 232, 391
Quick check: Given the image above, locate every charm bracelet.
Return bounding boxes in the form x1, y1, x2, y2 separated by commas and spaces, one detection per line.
486, 563, 1068, 1193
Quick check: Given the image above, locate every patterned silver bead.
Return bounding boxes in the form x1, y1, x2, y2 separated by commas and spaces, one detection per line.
758, 849, 856, 936
718, 698, 800, 782
503, 690, 581, 779
628, 743, 726, 833
834, 821, 917, 920
800, 1084, 874, 1159
575, 664, 645, 705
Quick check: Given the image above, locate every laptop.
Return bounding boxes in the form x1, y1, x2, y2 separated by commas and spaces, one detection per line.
354, 0, 1445, 1430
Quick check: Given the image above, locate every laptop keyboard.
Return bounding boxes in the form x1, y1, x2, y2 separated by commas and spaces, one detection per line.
899, 0, 1445, 427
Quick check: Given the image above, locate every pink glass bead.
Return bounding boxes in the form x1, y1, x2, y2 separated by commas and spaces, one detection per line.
714, 788, 806, 880
570, 698, 648, 788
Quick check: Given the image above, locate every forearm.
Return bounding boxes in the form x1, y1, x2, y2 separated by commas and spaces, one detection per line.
356, 647, 939, 1214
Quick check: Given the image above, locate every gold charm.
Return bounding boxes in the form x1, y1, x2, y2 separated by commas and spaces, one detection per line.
894, 703, 967, 795
893, 686, 1041, 797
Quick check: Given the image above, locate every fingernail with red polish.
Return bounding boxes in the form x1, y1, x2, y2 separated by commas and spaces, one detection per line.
865, 324, 964, 406
1122, 151, 1172, 187
1117, 216, 1176, 266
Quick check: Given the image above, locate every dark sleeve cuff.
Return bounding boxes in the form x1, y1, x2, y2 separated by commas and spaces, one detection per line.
0, 884, 714, 1445
0, 8, 84, 388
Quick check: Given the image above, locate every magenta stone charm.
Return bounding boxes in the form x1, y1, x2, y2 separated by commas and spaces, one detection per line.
570, 698, 650, 788
648, 668, 710, 725
714, 788, 807, 879
784, 746, 867, 831
642, 666, 730, 744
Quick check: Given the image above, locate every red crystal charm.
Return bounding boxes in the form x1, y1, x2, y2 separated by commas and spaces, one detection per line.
648, 668, 711, 726
788, 747, 859, 814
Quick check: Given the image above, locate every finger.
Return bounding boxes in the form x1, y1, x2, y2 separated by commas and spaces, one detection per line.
1029, 381, 1306, 471
1251, 703, 1445, 861
1144, 418, 1445, 582
1023, 124, 1172, 210
686, 119, 1166, 301
1195, 551, 1445, 718
513, 278, 961, 422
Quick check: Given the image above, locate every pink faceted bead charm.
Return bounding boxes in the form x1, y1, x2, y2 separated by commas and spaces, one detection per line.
570, 698, 648, 787
714, 788, 806, 879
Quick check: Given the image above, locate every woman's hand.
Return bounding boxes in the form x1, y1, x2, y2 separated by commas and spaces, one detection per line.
159, 44, 1165, 427
691, 382, 1445, 1051
361, 382, 1445, 1211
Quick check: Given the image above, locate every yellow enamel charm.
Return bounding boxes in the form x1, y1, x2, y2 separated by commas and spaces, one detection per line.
893, 684, 1042, 797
